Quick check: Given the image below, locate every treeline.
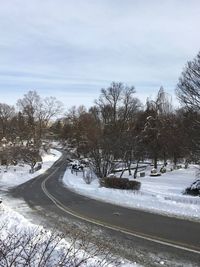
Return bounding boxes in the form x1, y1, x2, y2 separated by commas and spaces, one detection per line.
51, 84, 190, 177
1, 51, 200, 177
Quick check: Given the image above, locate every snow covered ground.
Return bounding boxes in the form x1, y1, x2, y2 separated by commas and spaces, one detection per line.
0, 203, 138, 267
0, 149, 62, 190
63, 165, 200, 221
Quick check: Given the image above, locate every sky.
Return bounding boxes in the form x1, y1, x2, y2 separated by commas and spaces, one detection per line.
0, 0, 200, 109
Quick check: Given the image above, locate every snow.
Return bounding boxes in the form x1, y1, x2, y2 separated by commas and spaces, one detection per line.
0, 203, 140, 267
63, 165, 200, 221
0, 149, 62, 190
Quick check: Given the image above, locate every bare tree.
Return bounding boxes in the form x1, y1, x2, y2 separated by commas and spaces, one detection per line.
37, 96, 63, 139
17, 91, 63, 143
176, 51, 200, 111
95, 82, 139, 126
91, 82, 141, 177
0, 103, 15, 138
17, 91, 41, 143
176, 52, 200, 160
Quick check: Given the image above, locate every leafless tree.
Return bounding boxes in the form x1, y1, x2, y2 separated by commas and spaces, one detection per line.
176, 52, 200, 160
176, 51, 200, 112
37, 96, 64, 139
17, 90, 63, 143
91, 82, 141, 177
0, 103, 15, 138
17, 91, 41, 143
95, 82, 140, 126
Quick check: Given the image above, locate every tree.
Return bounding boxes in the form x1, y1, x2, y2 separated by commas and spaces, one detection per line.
0, 103, 15, 138
142, 87, 173, 169
13, 146, 42, 172
177, 108, 200, 162
176, 52, 200, 160
91, 82, 141, 177
17, 91, 63, 143
161, 111, 186, 166
176, 51, 200, 111
15, 112, 28, 141
17, 91, 41, 142
50, 119, 63, 139
95, 82, 140, 127
37, 96, 64, 139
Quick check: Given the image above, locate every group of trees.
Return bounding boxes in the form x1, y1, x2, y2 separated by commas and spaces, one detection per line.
0, 91, 63, 145
1, 51, 200, 176
0, 91, 63, 167
53, 84, 186, 177
51, 51, 200, 177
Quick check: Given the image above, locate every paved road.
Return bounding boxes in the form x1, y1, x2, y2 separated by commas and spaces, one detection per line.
10, 152, 200, 266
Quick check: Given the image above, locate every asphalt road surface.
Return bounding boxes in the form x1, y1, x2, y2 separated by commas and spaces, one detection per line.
10, 151, 200, 266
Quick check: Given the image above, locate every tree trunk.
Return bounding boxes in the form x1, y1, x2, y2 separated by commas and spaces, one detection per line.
173, 153, 177, 168
163, 151, 167, 166
120, 162, 127, 178
127, 159, 132, 176
134, 159, 140, 179
154, 154, 158, 169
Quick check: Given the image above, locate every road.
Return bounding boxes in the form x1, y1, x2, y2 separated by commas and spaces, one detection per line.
10, 151, 200, 266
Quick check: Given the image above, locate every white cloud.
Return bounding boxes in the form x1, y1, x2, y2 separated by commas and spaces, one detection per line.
0, 0, 199, 107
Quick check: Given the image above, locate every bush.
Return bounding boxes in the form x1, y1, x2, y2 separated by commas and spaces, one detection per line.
100, 177, 141, 190
184, 179, 200, 196
128, 180, 141, 190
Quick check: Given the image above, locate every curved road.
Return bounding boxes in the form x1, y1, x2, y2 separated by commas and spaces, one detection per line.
10, 152, 200, 265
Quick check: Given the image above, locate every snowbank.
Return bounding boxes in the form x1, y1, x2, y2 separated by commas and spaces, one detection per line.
0, 149, 62, 190
63, 166, 200, 221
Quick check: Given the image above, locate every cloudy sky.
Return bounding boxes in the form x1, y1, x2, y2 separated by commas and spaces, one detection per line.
0, 0, 200, 109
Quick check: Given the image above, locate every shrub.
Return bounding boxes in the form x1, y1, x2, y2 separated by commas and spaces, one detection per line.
184, 179, 200, 196
100, 177, 141, 190
128, 180, 141, 190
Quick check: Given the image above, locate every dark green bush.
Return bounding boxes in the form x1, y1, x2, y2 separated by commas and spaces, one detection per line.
100, 177, 141, 190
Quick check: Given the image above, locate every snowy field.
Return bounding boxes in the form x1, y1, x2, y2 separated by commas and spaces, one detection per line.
63, 165, 200, 221
0, 149, 62, 190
